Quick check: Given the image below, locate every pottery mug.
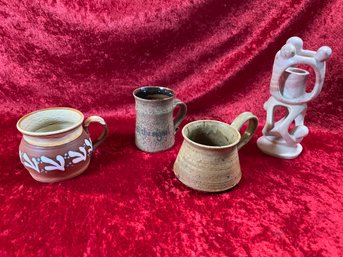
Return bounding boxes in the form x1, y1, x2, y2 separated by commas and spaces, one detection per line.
133, 86, 187, 152
17, 107, 108, 183
173, 112, 258, 192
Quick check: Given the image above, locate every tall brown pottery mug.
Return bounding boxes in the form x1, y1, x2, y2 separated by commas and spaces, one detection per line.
133, 86, 187, 152
17, 107, 108, 183
173, 112, 258, 192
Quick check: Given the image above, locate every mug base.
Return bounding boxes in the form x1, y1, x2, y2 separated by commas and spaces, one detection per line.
173, 166, 242, 193
135, 143, 174, 153
28, 165, 89, 183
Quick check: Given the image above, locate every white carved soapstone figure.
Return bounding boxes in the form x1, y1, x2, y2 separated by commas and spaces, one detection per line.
257, 36, 332, 159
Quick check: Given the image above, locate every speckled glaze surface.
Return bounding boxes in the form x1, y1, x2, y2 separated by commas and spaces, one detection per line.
173, 112, 258, 192
17, 107, 108, 183
134, 86, 187, 153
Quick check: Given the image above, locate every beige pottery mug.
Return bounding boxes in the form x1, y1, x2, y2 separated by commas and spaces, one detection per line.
133, 86, 187, 153
173, 112, 258, 192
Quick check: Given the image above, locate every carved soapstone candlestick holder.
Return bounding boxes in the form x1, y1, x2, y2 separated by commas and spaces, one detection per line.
257, 36, 332, 159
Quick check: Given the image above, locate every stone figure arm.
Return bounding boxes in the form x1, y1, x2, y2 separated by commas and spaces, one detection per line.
269, 40, 331, 105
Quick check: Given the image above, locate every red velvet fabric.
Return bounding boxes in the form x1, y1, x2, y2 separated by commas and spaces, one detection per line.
0, 0, 342, 256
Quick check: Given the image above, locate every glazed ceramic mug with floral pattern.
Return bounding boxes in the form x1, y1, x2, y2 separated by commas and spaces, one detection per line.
17, 107, 108, 183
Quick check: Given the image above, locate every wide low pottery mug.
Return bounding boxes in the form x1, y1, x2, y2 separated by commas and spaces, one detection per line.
16, 107, 108, 183
173, 112, 258, 192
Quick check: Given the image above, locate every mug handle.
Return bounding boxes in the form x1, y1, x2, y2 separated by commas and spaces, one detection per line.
231, 112, 258, 150
84, 116, 109, 150
173, 98, 187, 133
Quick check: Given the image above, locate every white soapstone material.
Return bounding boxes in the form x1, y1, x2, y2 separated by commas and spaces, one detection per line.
257, 36, 332, 159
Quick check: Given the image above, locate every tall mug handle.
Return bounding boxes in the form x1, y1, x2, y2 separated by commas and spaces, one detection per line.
231, 112, 258, 150
173, 98, 187, 133
84, 116, 109, 150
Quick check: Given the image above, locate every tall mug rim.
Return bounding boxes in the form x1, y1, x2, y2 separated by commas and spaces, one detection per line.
133, 86, 175, 102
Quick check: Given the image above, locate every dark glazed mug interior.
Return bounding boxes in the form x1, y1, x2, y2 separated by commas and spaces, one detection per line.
134, 86, 174, 101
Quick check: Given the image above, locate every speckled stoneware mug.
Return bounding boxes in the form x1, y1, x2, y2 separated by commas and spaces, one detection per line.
133, 86, 187, 152
17, 107, 108, 183
173, 112, 258, 192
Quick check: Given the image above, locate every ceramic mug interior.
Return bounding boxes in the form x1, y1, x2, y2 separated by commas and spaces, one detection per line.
17, 108, 84, 136
182, 120, 241, 148
133, 86, 174, 101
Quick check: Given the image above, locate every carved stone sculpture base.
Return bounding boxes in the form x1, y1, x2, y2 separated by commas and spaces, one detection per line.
257, 136, 303, 159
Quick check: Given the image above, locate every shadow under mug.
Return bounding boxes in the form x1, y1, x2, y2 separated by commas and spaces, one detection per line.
173, 112, 258, 192
17, 107, 108, 183
133, 86, 187, 153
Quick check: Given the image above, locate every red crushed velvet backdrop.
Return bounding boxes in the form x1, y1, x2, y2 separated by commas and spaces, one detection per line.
0, 0, 342, 256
